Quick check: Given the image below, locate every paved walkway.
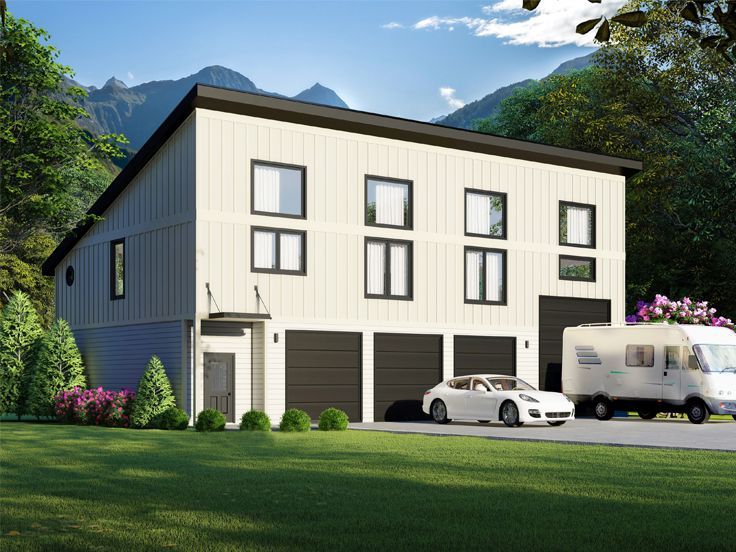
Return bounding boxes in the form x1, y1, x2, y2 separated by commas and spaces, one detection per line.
349, 417, 736, 451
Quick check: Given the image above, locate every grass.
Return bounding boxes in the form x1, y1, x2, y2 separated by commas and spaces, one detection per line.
1, 423, 734, 551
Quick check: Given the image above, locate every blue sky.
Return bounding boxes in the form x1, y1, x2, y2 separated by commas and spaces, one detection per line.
11, 0, 625, 121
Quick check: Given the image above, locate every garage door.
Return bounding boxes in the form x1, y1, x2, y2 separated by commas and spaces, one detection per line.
374, 333, 442, 421
539, 296, 610, 392
454, 336, 516, 378
285, 330, 362, 421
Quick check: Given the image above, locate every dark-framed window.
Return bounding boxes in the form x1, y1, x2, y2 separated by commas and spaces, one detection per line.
559, 201, 595, 248
364, 237, 412, 300
110, 238, 125, 300
251, 160, 306, 219
464, 246, 506, 305
65, 266, 75, 287
465, 188, 506, 239
251, 227, 306, 275
559, 255, 596, 282
365, 175, 412, 229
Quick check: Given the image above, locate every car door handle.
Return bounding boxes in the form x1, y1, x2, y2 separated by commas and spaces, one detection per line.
663, 371, 668, 376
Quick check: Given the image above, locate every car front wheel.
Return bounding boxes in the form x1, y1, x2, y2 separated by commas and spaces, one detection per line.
431, 400, 450, 424
547, 421, 566, 426
686, 400, 710, 424
593, 397, 614, 421
501, 401, 523, 427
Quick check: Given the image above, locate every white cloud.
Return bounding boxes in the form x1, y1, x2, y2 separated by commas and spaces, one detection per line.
127, 71, 135, 81
382, 21, 404, 30
411, 0, 627, 48
439, 87, 465, 110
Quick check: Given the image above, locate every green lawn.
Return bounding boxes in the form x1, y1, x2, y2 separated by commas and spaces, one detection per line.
1, 423, 734, 551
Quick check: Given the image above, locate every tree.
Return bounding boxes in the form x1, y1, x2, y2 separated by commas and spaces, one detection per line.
130, 356, 176, 428
0, 290, 43, 417
27, 318, 86, 418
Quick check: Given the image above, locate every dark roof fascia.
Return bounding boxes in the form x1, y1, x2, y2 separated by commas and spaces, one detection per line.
208, 312, 272, 320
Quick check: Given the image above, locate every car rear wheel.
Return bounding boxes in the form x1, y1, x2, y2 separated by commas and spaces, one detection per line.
431, 400, 450, 424
547, 421, 566, 426
501, 401, 522, 427
686, 399, 710, 424
593, 397, 614, 421
638, 411, 657, 420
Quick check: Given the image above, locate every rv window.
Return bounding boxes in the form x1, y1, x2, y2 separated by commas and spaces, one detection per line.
665, 346, 685, 371
626, 345, 654, 367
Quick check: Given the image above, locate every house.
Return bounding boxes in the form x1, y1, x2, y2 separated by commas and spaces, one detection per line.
42, 84, 642, 423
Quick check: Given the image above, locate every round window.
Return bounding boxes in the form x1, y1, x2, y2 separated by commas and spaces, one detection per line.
65, 266, 75, 286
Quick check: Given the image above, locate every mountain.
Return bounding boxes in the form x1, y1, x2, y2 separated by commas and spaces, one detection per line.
77, 66, 348, 150
433, 52, 596, 130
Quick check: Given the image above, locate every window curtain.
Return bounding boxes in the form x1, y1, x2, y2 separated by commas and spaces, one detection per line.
389, 243, 408, 296
280, 233, 302, 271
366, 241, 386, 295
485, 252, 502, 302
466, 251, 483, 301
253, 231, 276, 269
254, 165, 280, 213
566, 207, 590, 245
375, 181, 405, 226
466, 193, 491, 235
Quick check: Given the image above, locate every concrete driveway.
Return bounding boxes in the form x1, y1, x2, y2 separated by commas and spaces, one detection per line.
349, 417, 736, 452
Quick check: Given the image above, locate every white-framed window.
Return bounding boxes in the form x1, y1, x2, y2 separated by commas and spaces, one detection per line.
365, 176, 412, 229
365, 238, 412, 299
251, 227, 305, 274
465, 247, 506, 305
560, 201, 595, 248
251, 161, 306, 218
465, 189, 506, 239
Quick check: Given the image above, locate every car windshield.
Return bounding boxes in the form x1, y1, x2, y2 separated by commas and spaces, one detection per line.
486, 377, 536, 391
693, 345, 736, 373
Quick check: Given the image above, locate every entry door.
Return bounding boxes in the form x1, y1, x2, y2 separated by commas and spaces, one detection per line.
663, 346, 685, 402
204, 353, 235, 423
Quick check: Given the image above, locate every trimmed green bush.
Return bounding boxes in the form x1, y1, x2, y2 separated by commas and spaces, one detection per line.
195, 409, 226, 432
154, 407, 189, 430
318, 407, 349, 431
240, 410, 271, 431
27, 319, 86, 418
0, 291, 43, 417
279, 408, 310, 432
130, 355, 176, 428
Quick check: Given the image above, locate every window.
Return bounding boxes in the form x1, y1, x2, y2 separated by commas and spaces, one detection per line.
559, 255, 596, 282
365, 176, 412, 229
251, 161, 305, 218
251, 227, 306, 275
465, 189, 506, 239
65, 266, 75, 287
464, 247, 506, 305
560, 201, 595, 248
665, 346, 687, 371
110, 239, 124, 300
365, 238, 412, 299
626, 345, 654, 367
448, 378, 470, 390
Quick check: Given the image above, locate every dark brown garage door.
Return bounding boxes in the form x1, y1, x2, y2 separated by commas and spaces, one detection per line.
454, 336, 516, 378
285, 330, 362, 422
539, 296, 610, 392
374, 333, 442, 421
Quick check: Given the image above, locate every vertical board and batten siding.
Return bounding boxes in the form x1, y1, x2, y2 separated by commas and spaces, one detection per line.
200, 322, 253, 416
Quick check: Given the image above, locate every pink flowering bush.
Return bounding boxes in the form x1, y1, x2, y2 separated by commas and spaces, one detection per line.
54, 387, 136, 428
626, 295, 735, 331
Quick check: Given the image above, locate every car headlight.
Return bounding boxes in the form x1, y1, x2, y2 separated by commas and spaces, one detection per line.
519, 394, 539, 403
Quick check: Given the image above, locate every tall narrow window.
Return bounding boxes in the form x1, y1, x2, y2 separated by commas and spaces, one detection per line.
110, 238, 125, 300
251, 228, 305, 275
465, 189, 506, 239
365, 176, 412, 229
560, 201, 595, 248
251, 161, 306, 218
465, 247, 506, 305
365, 238, 412, 299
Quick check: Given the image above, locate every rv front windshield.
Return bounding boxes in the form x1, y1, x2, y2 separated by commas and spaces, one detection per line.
693, 345, 736, 374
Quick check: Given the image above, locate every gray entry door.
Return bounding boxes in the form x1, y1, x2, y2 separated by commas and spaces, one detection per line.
204, 353, 235, 422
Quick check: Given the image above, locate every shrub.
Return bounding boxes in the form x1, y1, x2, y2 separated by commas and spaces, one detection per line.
154, 407, 189, 430
27, 319, 87, 418
240, 410, 271, 431
130, 355, 176, 428
318, 407, 349, 431
54, 387, 135, 427
279, 408, 310, 432
195, 409, 226, 432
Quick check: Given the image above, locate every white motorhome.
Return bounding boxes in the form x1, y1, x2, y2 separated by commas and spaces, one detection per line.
562, 323, 736, 424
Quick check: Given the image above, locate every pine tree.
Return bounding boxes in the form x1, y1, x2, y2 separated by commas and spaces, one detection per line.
0, 291, 44, 417
27, 319, 86, 417
130, 355, 176, 428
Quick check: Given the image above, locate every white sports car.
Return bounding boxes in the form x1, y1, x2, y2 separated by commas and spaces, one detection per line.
422, 374, 575, 427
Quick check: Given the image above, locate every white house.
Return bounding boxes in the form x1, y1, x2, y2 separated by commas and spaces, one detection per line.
43, 84, 641, 423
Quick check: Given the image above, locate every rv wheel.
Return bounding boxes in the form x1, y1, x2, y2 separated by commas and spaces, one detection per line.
686, 400, 710, 425
593, 398, 614, 421
638, 411, 657, 420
